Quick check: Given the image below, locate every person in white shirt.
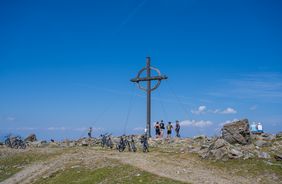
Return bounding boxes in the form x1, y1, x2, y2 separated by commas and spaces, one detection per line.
257, 123, 263, 134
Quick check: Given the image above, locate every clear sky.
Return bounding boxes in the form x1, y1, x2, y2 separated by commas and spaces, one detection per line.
1, 0, 282, 140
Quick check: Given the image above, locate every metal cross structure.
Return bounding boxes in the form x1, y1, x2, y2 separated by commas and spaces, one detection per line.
130, 57, 168, 137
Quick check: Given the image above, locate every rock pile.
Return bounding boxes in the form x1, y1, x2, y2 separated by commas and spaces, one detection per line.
198, 139, 243, 161
185, 119, 282, 161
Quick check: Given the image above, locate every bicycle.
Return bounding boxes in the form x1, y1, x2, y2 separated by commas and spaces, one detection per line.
117, 136, 127, 152
128, 136, 137, 152
5, 136, 26, 149
100, 133, 113, 149
140, 135, 149, 153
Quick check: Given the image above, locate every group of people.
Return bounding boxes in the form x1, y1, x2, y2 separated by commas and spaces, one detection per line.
88, 120, 182, 140
154, 120, 181, 138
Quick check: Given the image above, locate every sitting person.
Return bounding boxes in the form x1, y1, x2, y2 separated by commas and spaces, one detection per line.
250, 122, 258, 134
257, 123, 264, 134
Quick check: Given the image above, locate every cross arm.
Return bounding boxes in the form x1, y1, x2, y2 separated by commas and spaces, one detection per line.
130, 75, 168, 83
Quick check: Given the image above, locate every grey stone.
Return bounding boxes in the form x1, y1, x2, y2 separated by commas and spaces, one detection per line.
81, 140, 88, 146
25, 134, 37, 142
243, 152, 255, 160
69, 142, 76, 147
276, 132, 282, 138
222, 119, 251, 145
189, 147, 201, 153
28, 141, 48, 148
274, 153, 282, 161
194, 135, 206, 140
228, 149, 244, 159
258, 152, 271, 159
261, 133, 276, 141
254, 140, 272, 147
211, 147, 228, 160
213, 139, 228, 149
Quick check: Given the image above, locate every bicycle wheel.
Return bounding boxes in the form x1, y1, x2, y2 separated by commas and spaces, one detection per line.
20, 141, 26, 149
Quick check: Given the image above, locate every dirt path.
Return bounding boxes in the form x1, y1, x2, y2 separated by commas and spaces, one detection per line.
1, 152, 82, 184
1, 148, 252, 184
106, 151, 251, 184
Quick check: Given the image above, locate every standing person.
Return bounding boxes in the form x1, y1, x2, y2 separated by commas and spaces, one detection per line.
175, 120, 181, 138
166, 122, 173, 138
160, 120, 165, 138
88, 127, 93, 138
154, 122, 161, 138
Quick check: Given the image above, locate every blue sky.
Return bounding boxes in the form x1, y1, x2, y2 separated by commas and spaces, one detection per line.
1, 0, 282, 140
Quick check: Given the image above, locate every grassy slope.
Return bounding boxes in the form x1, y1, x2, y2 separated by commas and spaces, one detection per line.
207, 159, 282, 184
153, 147, 282, 184
0, 148, 68, 182
35, 164, 187, 184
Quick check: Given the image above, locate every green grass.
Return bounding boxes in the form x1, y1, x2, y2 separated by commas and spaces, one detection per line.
35, 163, 187, 184
207, 158, 282, 184
0, 149, 68, 182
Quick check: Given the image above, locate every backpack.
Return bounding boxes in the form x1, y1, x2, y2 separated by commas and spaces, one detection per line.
167, 124, 172, 131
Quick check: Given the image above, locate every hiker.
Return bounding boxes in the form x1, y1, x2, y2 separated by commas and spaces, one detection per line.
166, 122, 173, 138
160, 120, 165, 138
257, 123, 263, 134
175, 120, 181, 138
88, 127, 93, 138
154, 122, 161, 138
250, 122, 258, 134
144, 128, 148, 137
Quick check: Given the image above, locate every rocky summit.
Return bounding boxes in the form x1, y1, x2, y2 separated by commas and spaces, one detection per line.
2, 119, 281, 163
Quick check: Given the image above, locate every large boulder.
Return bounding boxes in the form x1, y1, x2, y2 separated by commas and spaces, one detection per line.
222, 119, 251, 145
25, 134, 37, 142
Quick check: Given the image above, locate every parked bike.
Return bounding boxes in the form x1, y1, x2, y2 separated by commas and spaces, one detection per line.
4, 136, 12, 148
128, 136, 137, 152
100, 133, 113, 149
5, 135, 26, 149
117, 136, 127, 152
117, 135, 137, 152
140, 135, 149, 153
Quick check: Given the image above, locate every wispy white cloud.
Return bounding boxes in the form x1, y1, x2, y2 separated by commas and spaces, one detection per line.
16, 127, 38, 131
180, 120, 213, 128
46, 127, 103, 132
47, 127, 67, 131
192, 106, 237, 115
191, 106, 207, 114
6, 117, 16, 121
133, 127, 145, 131
221, 108, 237, 114
219, 119, 239, 127
214, 119, 239, 134
250, 105, 257, 111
